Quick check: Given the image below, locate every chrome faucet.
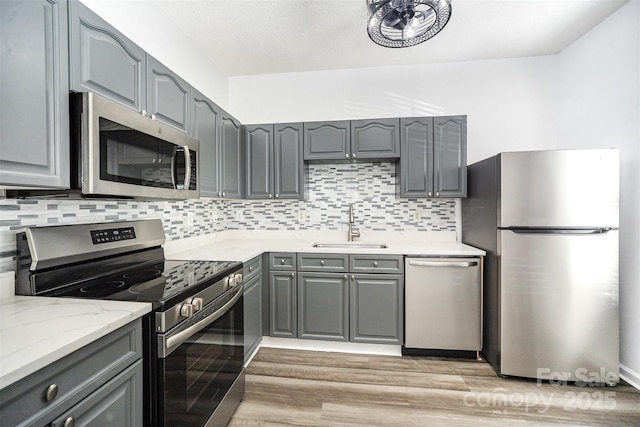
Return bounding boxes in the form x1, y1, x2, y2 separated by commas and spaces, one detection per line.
347, 203, 360, 241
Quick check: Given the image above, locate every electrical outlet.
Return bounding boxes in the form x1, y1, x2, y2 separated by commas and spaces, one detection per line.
298, 210, 307, 221
235, 210, 244, 221
187, 211, 194, 227
413, 210, 422, 221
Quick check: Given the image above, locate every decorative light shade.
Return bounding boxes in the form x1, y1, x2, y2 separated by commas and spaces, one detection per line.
367, 0, 452, 48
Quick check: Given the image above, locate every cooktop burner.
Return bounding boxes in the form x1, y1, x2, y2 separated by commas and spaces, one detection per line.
31, 257, 242, 311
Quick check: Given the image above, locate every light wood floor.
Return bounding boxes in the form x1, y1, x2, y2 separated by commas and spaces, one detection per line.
229, 347, 640, 426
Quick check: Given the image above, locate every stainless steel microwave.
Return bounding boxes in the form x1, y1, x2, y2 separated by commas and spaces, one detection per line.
70, 92, 199, 200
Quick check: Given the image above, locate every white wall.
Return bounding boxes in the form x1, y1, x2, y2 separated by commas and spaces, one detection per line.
78, 0, 230, 109
229, 0, 640, 386
229, 56, 560, 163
557, 0, 640, 388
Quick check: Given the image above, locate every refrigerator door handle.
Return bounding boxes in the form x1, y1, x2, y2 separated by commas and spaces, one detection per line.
502, 227, 615, 235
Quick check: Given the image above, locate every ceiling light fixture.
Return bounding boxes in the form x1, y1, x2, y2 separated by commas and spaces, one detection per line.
367, 0, 452, 48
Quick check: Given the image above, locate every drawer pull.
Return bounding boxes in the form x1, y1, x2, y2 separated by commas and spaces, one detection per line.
320, 260, 325, 266
249, 266, 253, 272
373, 261, 378, 267
63, 416, 75, 427
45, 384, 58, 402
290, 272, 295, 278
280, 259, 285, 265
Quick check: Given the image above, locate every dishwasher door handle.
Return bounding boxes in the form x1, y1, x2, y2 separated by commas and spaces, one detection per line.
408, 260, 478, 268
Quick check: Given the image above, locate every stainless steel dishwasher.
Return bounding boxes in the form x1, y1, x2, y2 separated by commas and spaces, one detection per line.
404, 257, 482, 357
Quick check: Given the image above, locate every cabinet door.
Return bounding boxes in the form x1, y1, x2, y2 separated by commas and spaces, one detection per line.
274, 123, 305, 199
191, 89, 221, 198
51, 360, 143, 427
1, 0, 69, 188
298, 273, 349, 342
350, 118, 400, 160
219, 112, 244, 198
245, 124, 273, 199
269, 271, 297, 338
303, 121, 351, 161
350, 274, 403, 344
146, 55, 190, 132
68, 0, 145, 112
399, 117, 434, 198
243, 273, 262, 362
434, 115, 467, 198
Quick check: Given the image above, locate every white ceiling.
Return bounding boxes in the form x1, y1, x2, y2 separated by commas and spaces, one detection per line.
154, 0, 629, 77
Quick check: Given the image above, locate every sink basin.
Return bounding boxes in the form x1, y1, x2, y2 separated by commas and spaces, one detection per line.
312, 242, 388, 249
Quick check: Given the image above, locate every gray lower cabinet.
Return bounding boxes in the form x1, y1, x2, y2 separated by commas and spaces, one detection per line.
350, 118, 400, 160
0, 320, 142, 427
243, 256, 263, 361
0, 0, 70, 188
350, 274, 403, 344
268, 253, 297, 338
190, 89, 221, 198
245, 123, 305, 199
399, 116, 467, 198
297, 272, 349, 341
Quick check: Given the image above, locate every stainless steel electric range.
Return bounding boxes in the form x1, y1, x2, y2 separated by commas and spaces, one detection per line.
15, 219, 244, 427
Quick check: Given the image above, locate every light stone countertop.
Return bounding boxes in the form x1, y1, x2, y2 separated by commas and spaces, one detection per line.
0, 272, 151, 390
164, 230, 486, 262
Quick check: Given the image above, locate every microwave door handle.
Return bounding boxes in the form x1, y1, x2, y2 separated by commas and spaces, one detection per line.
183, 146, 191, 190
170, 147, 178, 189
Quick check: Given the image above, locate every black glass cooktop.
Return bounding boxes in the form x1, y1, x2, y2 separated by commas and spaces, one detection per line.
24, 247, 242, 311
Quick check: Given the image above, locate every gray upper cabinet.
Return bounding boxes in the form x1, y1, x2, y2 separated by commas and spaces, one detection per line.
190, 89, 221, 198
274, 123, 305, 199
146, 55, 190, 132
219, 112, 244, 199
350, 118, 400, 160
399, 115, 467, 198
245, 124, 273, 199
69, 0, 145, 112
246, 123, 305, 199
1, 0, 70, 188
69, 1, 191, 133
434, 116, 467, 198
303, 121, 350, 161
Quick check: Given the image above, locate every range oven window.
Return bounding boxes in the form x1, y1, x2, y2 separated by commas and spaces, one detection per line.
158, 293, 244, 427
99, 117, 196, 190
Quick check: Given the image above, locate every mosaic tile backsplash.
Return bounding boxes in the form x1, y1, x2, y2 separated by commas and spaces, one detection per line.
0, 162, 456, 272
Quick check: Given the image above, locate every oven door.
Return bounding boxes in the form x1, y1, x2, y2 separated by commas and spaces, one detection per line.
157, 285, 244, 427
77, 92, 199, 199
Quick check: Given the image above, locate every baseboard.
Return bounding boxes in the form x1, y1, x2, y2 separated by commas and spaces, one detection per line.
258, 336, 402, 356
620, 363, 640, 391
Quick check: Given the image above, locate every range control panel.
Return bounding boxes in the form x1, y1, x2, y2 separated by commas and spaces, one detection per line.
90, 226, 136, 244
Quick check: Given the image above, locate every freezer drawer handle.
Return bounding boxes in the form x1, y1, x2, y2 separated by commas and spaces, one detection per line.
408, 260, 478, 268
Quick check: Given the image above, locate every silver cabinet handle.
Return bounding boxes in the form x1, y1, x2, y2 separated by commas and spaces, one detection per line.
343, 275, 347, 280
408, 260, 478, 268
290, 272, 295, 278
218, 191, 222, 197
373, 261, 378, 267
63, 417, 75, 427
345, 153, 350, 159
428, 191, 432, 197
249, 266, 253, 272
351, 275, 355, 280
141, 110, 147, 117
320, 260, 325, 266
352, 153, 357, 159
268, 194, 273, 199
275, 194, 279, 198
436, 191, 440, 197
222, 192, 226, 197
45, 384, 58, 402
151, 114, 157, 121
280, 259, 285, 265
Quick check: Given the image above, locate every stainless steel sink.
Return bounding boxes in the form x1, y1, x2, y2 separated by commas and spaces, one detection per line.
312, 242, 388, 249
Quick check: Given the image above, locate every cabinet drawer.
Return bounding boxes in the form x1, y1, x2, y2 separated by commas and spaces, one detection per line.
297, 254, 348, 272
243, 255, 262, 281
269, 253, 296, 270
0, 320, 142, 426
349, 255, 404, 274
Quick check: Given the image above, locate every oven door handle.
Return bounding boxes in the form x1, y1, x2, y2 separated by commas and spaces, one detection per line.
160, 284, 243, 358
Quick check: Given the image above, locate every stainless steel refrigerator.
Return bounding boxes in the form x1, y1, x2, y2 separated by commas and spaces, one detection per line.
462, 149, 619, 384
